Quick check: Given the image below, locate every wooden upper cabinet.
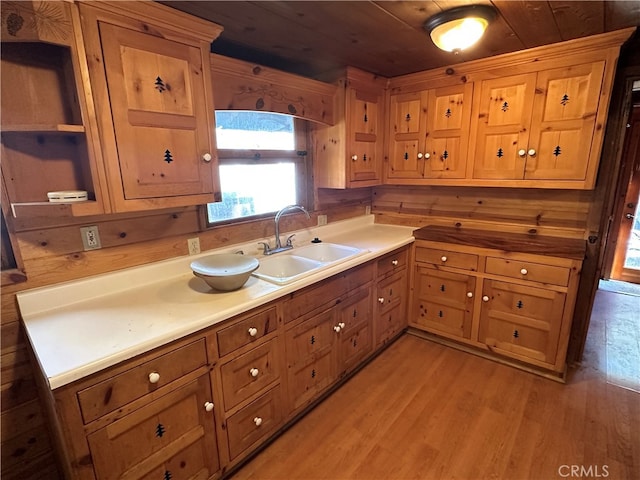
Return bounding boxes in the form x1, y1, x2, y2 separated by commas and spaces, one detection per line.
313, 67, 386, 188
78, 1, 223, 212
387, 83, 472, 181
472, 62, 605, 185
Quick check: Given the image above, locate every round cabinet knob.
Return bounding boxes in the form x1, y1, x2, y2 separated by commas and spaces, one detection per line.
417, 153, 424, 159
518, 149, 526, 158
391, 259, 399, 266
527, 149, 537, 157
202, 153, 213, 162
441, 256, 448, 262
378, 297, 385, 304
254, 417, 263, 426
482, 295, 490, 302
334, 325, 341, 333
204, 401, 214, 412
467, 292, 473, 298
339, 322, 345, 329
248, 327, 258, 337
250, 368, 259, 378
148, 372, 160, 384
520, 268, 528, 275
351, 155, 358, 161
424, 153, 431, 159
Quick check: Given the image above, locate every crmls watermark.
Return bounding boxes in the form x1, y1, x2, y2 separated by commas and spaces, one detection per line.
558, 465, 609, 478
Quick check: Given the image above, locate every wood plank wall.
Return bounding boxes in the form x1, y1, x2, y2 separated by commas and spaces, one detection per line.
0, 188, 369, 480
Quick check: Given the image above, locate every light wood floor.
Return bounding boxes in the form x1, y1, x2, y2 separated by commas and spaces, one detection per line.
231, 291, 640, 480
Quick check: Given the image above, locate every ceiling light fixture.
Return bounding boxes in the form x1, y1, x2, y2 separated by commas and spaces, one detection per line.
424, 5, 496, 54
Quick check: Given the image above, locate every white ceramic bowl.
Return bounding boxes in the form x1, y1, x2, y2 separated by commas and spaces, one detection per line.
190, 254, 259, 291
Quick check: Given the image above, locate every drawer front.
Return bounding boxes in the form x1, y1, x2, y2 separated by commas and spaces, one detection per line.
415, 247, 478, 271
377, 247, 408, 278
220, 340, 280, 411
376, 271, 407, 314
78, 339, 207, 424
485, 257, 570, 286
226, 386, 282, 461
217, 306, 278, 357
478, 280, 566, 365
375, 303, 405, 346
87, 375, 218, 480
284, 263, 374, 323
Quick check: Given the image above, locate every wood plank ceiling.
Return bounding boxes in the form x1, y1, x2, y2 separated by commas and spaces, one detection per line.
161, 1, 640, 79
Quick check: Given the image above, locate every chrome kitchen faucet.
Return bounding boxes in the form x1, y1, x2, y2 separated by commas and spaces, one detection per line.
259, 205, 311, 255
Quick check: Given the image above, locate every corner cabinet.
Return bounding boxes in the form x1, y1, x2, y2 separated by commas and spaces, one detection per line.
0, 1, 110, 218
410, 226, 585, 378
77, 1, 223, 212
313, 67, 387, 188
385, 28, 634, 190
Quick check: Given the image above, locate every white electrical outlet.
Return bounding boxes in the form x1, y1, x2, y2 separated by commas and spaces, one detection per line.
187, 237, 200, 255
365, 205, 371, 215
317, 214, 327, 226
80, 226, 101, 251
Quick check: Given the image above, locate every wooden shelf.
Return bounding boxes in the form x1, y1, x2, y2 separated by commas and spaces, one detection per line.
1, 124, 85, 133
10, 200, 104, 218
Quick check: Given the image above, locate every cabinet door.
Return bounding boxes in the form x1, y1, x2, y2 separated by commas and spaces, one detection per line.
87, 374, 219, 480
348, 88, 383, 183
285, 309, 337, 411
387, 92, 426, 179
478, 279, 566, 365
411, 266, 475, 339
99, 22, 215, 200
336, 287, 373, 375
525, 62, 605, 182
423, 84, 473, 179
472, 73, 537, 180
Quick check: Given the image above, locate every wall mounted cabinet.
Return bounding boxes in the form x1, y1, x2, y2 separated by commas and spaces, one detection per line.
385, 28, 633, 190
387, 84, 472, 181
313, 67, 387, 188
77, 1, 224, 212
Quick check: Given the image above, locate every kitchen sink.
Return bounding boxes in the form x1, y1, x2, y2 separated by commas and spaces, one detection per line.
252, 243, 366, 285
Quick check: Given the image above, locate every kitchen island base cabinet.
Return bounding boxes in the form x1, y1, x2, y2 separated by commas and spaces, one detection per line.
410, 227, 584, 377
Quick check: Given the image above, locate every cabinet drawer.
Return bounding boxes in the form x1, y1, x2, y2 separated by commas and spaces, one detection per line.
485, 257, 570, 286
284, 263, 373, 323
415, 247, 478, 271
377, 247, 408, 278
376, 271, 406, 314
78, 339, 207, 424
87, 375, 218, 480
220, 340, 280, 411
226, 386, 282, 461
217, 306, 278, 357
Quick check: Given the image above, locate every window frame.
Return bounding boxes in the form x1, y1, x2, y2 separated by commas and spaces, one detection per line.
204, 116, 312, 228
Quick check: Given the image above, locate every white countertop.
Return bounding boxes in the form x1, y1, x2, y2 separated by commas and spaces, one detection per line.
18, 215, 415, 390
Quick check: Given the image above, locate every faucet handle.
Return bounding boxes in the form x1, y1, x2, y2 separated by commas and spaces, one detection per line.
258, 242, 271, 254
285, 234, 295, 246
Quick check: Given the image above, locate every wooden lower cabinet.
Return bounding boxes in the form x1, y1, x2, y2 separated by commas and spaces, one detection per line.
41, 256, 410, 479
410, 230, 584, 376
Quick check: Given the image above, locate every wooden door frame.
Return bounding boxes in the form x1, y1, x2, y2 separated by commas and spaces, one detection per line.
602, 101, 640, 280
566, 58, 640, 365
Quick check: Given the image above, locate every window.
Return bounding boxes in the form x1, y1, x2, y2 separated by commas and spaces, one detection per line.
207, 111, 309, 225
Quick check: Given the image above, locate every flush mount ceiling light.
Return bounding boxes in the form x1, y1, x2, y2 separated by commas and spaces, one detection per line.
424, 5, 497, 54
